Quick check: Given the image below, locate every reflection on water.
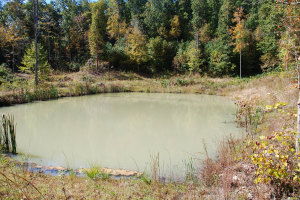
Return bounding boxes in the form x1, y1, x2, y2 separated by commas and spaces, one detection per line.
0, 93, 243, 177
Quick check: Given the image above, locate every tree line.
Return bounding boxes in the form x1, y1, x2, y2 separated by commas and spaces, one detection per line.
0, 0, 299, 77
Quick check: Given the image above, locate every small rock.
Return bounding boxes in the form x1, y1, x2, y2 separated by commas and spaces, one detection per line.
247, 192, 253, 200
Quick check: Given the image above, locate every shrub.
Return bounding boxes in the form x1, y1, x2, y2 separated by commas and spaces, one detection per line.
186, 42, 205, 73
68, 62, 81, 72
0, 64, 13, 84
172, 41, 189, 73
173, 41, 206, 73
250, 131, 300, 198
235, 100, 264, 135
147, 36, 176, 73
103, 39, 131, 71
206, 39, 235, 76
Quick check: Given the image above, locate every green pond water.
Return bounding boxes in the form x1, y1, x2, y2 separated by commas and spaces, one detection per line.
0, 93, 243, 177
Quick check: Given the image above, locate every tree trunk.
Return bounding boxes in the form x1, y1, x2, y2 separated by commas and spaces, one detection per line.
286, 52, 288, 72
96, 54, 99, 72
34, 0, 39, 87
297, 91, 300, 153
48, 32, 50, 62
12, 45, 15, 74
196, 31, 199, 50
295, 43, 299, 153
240, 49, 242, 79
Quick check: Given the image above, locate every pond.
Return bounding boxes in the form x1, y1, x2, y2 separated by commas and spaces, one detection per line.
0, 93, 243, 178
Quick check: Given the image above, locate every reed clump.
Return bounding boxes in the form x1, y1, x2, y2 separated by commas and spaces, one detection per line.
0, 114, 17, 154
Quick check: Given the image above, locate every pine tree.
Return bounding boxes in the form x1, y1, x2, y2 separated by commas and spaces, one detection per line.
256, 1, 282, 70
89, 0, 107, 71
178, 0, 192, 40
206, 0, 235, 76
20, 42, 51, 81
191, 0, 208, 49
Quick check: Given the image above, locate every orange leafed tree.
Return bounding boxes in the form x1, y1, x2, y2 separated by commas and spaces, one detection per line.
229, 7, 248, 79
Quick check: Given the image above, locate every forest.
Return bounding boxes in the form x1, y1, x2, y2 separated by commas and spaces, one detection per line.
0, 0, 299, 199
0, 0, 298, 78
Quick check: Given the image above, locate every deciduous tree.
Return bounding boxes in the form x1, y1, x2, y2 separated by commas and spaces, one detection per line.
229, 7, 248, 79
126, 22, 147, 71
170, 15, 181, 41
107, 0, 127, 41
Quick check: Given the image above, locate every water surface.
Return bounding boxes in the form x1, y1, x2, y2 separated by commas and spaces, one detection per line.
0, 93, 242, 177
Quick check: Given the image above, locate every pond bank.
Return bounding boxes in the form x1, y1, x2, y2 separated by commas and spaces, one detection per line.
0, 71, 299, 199
3, 154, 142, 178
0, 71, 245, 107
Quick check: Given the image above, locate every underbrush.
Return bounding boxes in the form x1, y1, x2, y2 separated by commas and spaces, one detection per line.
229, 97, 300, 198
0, 85, 58, 106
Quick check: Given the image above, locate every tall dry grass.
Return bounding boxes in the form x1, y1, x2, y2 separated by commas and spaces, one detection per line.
0, 114, 16, 154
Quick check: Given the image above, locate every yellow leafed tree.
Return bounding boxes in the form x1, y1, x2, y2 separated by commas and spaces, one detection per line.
170, 15, 181, 41
126, 23, 147, 71
107, 0, 127, 41
89, 0, 107, 71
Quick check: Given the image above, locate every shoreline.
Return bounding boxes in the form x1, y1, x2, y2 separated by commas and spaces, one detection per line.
0, 71, 298, 199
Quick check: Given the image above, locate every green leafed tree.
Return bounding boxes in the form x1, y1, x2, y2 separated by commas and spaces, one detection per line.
147, 36, 176, 73
191, 0, 208, 49
187, 42, 205, 73
256, 1, 282, 70
88, 0, 107, 71
20, 42, 51, 81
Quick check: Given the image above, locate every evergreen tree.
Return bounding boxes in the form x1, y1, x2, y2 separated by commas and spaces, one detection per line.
20, 42, 51, 81
127, 0, 147, 18
256, 1, 282, 70
207, 0, 235, 76
57, 0, 80, 63
147, 36, 176, 72
191, 0, 208, 49
177, 0, 192, 40
142, 0, 167, 38
88, 0, 106, 71
206, 0, 220, 32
